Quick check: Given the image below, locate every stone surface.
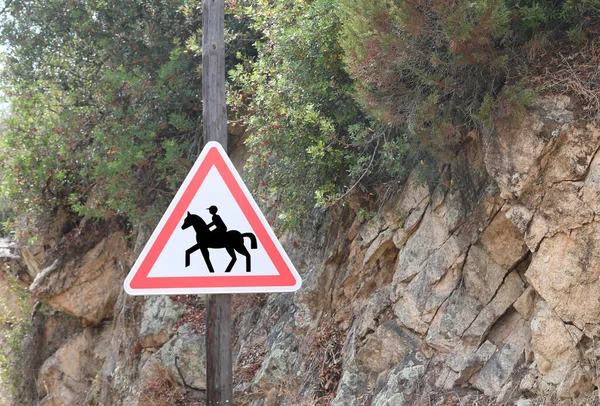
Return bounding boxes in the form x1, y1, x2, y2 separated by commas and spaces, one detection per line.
139, 296, 185, 348
556, 366, 595, 399
381, 170, 430, 232
363, 228, 395, 265
393, 197, 429, 248
394, 237, 465, 335
426, 285, 483, 351
395, 172, 430, 221
530, 302, 589, 397
463, 244, 509, 300
38, 325, 111, 405
463, 272, 524, 345
581, 145, 600, 213
358, 215, 387, 247
514, 287, 537, 320
479, 211, 529, 270
38, 335, 88, 404
526, 223, 600, 329
370, 352, 427, 406
354, 286, 392, 339
504, 204, 534, 235
355, 321, 412, 374
140, 323, 207, 391
484, 95, 573, 199
543, 123, 600, 184
471, 317, 531, 396
393, 208, 451, 284
0, 237, 35, 284
441, 341, 498, 387
253, 326, 299, 392
30, 232, 129, 326
525, 182, 594, 250
331, 367, 362, 406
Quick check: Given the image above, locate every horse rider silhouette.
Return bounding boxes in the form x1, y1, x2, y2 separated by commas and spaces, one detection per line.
181, 208, 257, 273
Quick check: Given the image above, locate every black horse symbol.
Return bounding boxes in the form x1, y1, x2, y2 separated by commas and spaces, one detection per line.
181, 211, 257, 273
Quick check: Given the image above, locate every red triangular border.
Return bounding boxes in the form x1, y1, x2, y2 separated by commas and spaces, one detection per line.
128, 145, 298, 290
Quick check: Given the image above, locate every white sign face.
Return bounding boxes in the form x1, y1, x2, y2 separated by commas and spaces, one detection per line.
124, 142, 302, 295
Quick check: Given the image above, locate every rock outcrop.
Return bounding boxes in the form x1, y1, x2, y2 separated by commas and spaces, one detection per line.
38, 325, 111, 405
29, 232, 129, 326
5, 93, 600, 405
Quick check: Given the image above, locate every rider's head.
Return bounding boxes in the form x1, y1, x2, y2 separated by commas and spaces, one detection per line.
208, 205, 218, 215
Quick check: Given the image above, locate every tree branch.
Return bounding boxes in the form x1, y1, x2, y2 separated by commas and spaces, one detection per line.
326, 138, 380, 207
0, 0, 14, 16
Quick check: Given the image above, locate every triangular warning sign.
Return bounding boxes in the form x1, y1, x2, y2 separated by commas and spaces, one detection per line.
124, 142, 302, 295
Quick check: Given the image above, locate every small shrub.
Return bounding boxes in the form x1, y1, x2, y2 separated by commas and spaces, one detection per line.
231, 0, 405, 229
311, 322, 343, 405
294, 319, 344, 405
139, 364, 189, 406
0, 275, 33, 404
84, 372, 103, 406
339, 0, 509, 153
170, 295, 206, 334
338, 0, 599, 188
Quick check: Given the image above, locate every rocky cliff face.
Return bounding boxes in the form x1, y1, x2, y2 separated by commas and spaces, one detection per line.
3, 94, 600, 405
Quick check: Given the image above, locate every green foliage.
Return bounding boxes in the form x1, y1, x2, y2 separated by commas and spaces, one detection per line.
0, 0, 264, 225
1, 0, 597, 232
493, 81, 539, 129
338, 0, 599, 180
472, 94, 496, 128
0, 276, 32, 403
339, 0, 508, 154
85, 372, 104, 406
508, 0, 600, 37
0, 0, 206, 224
231, 0, 409, 229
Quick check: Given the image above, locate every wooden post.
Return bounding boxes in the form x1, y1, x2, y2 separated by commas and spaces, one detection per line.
202, 0, 232, 405
206, 294, 232, 404
202, 0, 226, 147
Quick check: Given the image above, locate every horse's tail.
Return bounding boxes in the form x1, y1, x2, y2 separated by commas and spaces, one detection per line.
242, 233, 257, 249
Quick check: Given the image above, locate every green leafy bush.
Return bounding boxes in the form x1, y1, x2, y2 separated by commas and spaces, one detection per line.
0, 276, 33, 403
339, 0, 508, 156
231, 0, 410, 228
2, 0, 597, 232
0, 0, 206, 223
0, 0, 267, 225
338, 0, 599, 175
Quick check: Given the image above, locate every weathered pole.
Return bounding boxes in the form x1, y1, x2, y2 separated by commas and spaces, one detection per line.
202, 0, 232, 404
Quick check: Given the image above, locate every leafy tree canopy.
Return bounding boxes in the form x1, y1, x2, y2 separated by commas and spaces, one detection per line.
0, 0, 597, 230
1, 0, 207, 223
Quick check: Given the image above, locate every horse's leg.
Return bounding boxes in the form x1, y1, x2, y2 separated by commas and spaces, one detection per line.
224, 246, 237, 273
200, 247, 215, 273
185, 244, 201, 267
235, 244, 251, 273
